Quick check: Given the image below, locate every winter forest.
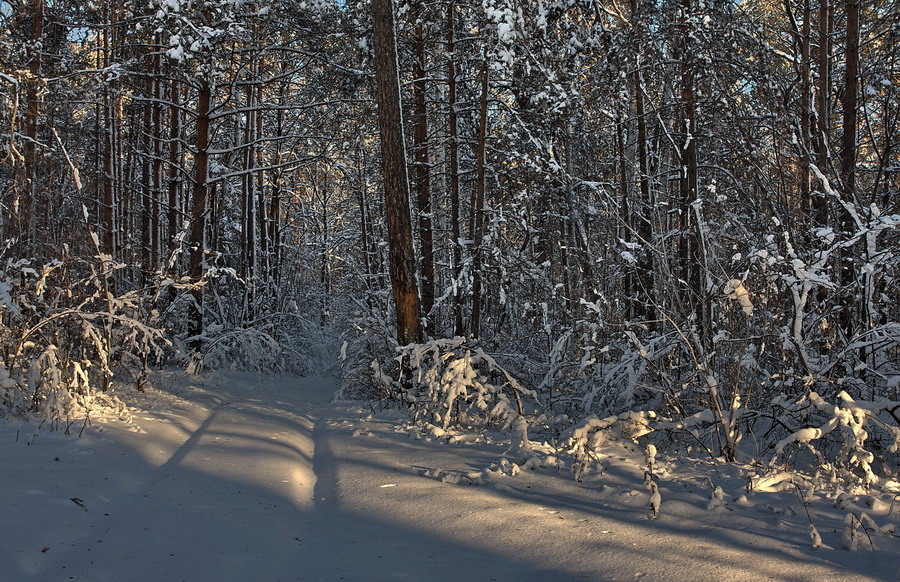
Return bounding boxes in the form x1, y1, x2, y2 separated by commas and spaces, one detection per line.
1, 0, 900, 577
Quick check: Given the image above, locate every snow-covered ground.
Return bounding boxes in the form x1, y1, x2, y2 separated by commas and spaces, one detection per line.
1, 371, 898, 581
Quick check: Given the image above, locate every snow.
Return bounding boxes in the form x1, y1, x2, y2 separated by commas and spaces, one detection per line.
2, 371, 898, 581
724, 278, 754, 316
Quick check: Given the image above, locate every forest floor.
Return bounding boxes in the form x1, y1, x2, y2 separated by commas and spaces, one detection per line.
1, 371, 898, 582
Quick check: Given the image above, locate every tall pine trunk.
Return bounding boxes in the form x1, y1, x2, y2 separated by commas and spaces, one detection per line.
188, 80, 211, 348
22, 0, 43, 252
630, 0, 655, 325
167, 77, 182, 270
838, 0, 860, 338
447, 1, 464, 337
469, 57, 489, 339
372, 0, 423, 346
413, 6, 435, 336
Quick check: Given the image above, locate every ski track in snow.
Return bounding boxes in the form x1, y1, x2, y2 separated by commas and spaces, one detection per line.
1, 371, 898, 582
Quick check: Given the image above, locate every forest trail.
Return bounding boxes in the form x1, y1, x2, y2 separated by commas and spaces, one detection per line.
1, 373, 895, 581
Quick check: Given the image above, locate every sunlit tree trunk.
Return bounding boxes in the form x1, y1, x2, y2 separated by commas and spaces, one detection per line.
372, 0, 423, 346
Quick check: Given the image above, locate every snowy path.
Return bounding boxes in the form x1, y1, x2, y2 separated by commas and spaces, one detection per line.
1, 372, 897, 581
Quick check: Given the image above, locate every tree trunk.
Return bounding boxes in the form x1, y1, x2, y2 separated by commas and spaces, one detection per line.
631, 0, 654, 325
270, 100, 285, 288
469, 57, 489, 339
151, 48, 163, 271
838, 0, 860, 337
243, 81, 257, 320
356, 141, 374, 292
167, 77, 182, 270
256, 79, 269, 294
814, 0, 831, 224
800, 0, 812, 203
841, 0, 859, 197
617, 115, 634, 318
188, 79, 211, 347
372, 0, 423, 346
101, 12, 116, 257
413, 5, 435, 336
679, 0, 709, 345
141, 55, 153, 276
447, 0, 464, 337
22, 0, 43, 252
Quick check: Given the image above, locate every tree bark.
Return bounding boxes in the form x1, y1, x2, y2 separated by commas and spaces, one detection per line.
22, 0, 43, 251
413, 5, 435, 336
800, 0, 812, 202
469, 57, 488, 339
447, 0, 464, 337
631, 0, 654, 324
141, 52, 154, 275
372, 0, 423, 346
101, 8, 116, 257
841, 0, 859, 198
243, 80, 257, 320
167, 77, 182, 269
188, 79, 211, 347
356, 141, 374, 291
813, 0, 831, 224
151, 46, 163, 270
679, 0, 709, 344
270, 94, 285, 288
838, 0, 860, 337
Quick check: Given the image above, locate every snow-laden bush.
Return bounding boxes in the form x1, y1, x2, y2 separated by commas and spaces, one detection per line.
191, 312, 334, 375
336, 291, 397, 402
375, 337, 538, 440
562, 410, 657, 482
152, 265, 337, 376
548, 320, 762, 463
0, 255, 167, 422
767, 390, 900, 489
573, 329, 675, 415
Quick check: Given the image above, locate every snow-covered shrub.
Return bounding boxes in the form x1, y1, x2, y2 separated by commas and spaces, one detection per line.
561, 319, 765, 463
767, 390, 900, 490
562, 410, 656, 482
574, 329, 675, 415
0, 255, 167, 421
153, 265, 337, 375
193, 313, 333, 375
336, 291, 398, 402
388, 337, 538, 436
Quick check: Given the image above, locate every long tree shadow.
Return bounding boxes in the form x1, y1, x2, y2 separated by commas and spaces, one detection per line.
309, 404, 898, 582
12, 386, 581, 581
8, 372, 895, 582
309, 412, 587, 580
